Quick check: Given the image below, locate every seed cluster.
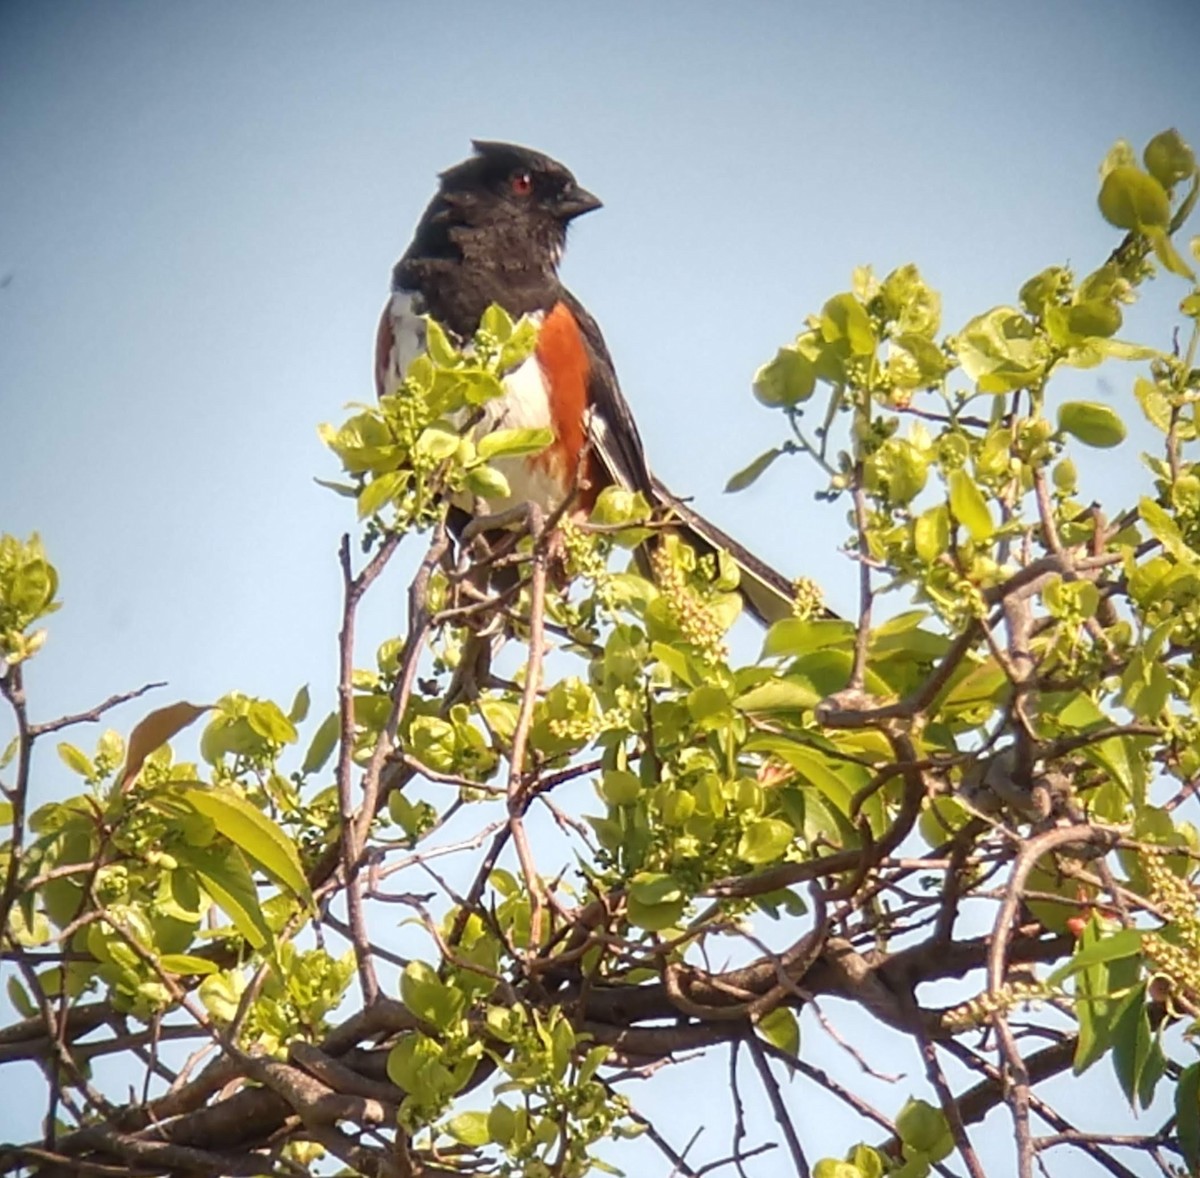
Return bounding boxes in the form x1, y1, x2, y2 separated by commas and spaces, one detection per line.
650, 547, 728, 664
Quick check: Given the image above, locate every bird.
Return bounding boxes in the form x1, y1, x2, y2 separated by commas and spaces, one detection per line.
375, 140, 803, 626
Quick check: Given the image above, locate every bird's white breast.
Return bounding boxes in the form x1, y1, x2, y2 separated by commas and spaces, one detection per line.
381, 293, 565, 512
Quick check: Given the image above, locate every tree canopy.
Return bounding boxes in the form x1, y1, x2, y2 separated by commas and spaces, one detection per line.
3, 129, 1200, 1178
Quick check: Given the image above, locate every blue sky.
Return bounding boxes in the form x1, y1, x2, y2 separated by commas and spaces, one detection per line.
2, 0, 1199, 1169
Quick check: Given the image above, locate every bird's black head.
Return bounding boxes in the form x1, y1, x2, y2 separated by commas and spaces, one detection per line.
441, 140, 602, 232
400, 142, 601, 277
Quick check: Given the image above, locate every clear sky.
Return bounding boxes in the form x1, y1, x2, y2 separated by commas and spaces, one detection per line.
2, 0, 1199, 1169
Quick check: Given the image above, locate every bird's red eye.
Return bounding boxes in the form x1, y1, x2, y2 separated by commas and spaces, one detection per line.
511, 171, 533, 196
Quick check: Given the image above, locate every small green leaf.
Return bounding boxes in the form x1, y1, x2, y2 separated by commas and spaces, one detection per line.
626, 893, 686, 931
477, 427, 553, 461
480, 303, 515, 341
444, 1111, 490, 1147
401, 960, 462, 1030
301, 712, 339, 776
1143, 128, 1196, 188
821, 293, 876, 356
246, 700, 298, 745
1057, 401, 1126, 448
1140, 497, 1193, 563
6, 975, 35, 1018
488, 1102, 517, 1145
955, 306, 1047, 392
424, 318, 459, 365
947, 469, 994, 541
756, 1006, 799, 1057
57, 743, 95, 779
415, 426, 460, 462
737, 818, 794, 865
726, 447, 784, 493
465, 464, 511, 501
629, 872, 683, 906
753, 348, 816, 406
599, 770, 641, 806
895, 1098, 953, 1162
357, 471, 405, 519
288, 685, 311, 725
1098, 166, 1170, 231
158, 954, 219, 976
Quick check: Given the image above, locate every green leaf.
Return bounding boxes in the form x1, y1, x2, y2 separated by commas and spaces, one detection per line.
762, 617, 854, 658
1046, 928, 1143, 987
627, 873, 686, 930
753, 347, 816, 406
626, 893, 686, 931
821, 293, 876, 356
178, 785, 311, 905
246, 700, 298, 745
476, 427, 553, 461
947, 469, 994, 541
415, 426, 460, 462
737, 818, 794, 865
173, 843, 271, 949
1134, 377, 1172, 433
401, 960, 462, 1030
955, 306, 1047, 393
357, 471, 405, 519
444, 1111, 490, 1147
1140, 497, 1194, 563
1111, 982, 1153, 1108
756, 1006, 799, 1057
158, 953, 219, 976
480, 303, 515, 341
465, 464, 511, 501
56, 743, 95, 779
6, 975, 35, 1018
487, 1101, 517, 1145
1143, 128, 1196, 188
895, 1098, 953, 1162
629, 872, 683, 906
301, 712, 339, 776
1177, 1062, 1200, 1174
1058, 401, 1126, 448
726, 447, 784, 493
813, 1162, 865, 1178
599, 770, 641, 806
1098, 165, 1170, 231
288, 685, 311, 725
734, 677, 821, 712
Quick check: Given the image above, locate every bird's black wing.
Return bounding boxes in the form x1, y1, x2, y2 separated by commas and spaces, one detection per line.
559, 289, 655, 498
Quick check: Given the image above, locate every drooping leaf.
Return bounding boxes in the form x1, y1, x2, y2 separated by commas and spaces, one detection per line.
178, 784, 311, 906
117, 702, 210, 789
947, 469, 994, 541
756, 1006, 799, 1057
173, 843, 271, 950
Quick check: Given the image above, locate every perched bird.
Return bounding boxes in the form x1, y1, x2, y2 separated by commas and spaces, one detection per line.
376, 140, 800, 625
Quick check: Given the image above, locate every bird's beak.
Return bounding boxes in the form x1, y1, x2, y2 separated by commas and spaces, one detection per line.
558, 185, 602, 221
